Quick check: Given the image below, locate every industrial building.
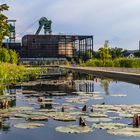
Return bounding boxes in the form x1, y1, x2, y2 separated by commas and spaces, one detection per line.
3, 17, 93, 64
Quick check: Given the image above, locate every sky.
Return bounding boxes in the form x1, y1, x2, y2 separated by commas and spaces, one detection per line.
1, 0, 140, 50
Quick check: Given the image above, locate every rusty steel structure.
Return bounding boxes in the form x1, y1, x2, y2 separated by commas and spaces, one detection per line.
21, 34, 93, 60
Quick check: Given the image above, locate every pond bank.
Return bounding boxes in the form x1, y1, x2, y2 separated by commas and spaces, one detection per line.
60, 66, 140, 85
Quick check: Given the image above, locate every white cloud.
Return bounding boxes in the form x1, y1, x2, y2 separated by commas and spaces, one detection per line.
2, 0, 140, 50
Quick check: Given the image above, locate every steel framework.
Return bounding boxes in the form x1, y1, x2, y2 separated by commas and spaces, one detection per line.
21, 34, 93, 60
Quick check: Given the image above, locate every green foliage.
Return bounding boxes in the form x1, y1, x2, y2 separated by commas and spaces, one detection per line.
77, 50, 92, 61
104, 59, 113, 67
84, 58, 140, 68
25, 68, 41, 81
110, 47, 123, 59
85, 59, 103, 67
9, 49, 19, 64
113, 58, 140, 68
0, 48, 18, 63
0, 4, 10, 47
98, 41, 112, 65
92, 51, 100, 59
0, 48, 10, 62
0, 63, 26, 85
113, 59, 120, 67
63, 60, 68, 65
79, 58, 85, 66
0, 63, 44, 85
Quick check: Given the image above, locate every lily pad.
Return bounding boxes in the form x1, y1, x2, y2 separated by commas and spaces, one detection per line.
10, 107, 33, 111
93, 122, 127, 130
55, 125, 93, 133
39, 109, 57, 112
118, 113, 133, 118
39, 102, 58, 105
107, 127, 140, 137
54, 115, 76, 121
28, 116, 48, 121
14, 123, 45, 129
25, 112, 46, 116
14, 113, 30, 118
86, 117, 112, 123
89, 112, 108, 118
111, 94, 127, 97
66, 98, 89, 104
46, 112, 76, 121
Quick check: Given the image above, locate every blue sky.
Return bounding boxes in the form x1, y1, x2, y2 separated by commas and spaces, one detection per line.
1, 0, 140, 50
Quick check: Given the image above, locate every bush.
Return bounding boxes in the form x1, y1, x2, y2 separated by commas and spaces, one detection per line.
113, 58, 140, 68
85, 59, 95, 67
0, 48, 10, 62
94, 59, 103, 67
0, 48, 18, 64
113, 59, 120, 67
85, 59, 103, 67
84, 57, 140, 68
104, 60, 113, 67
9, 50, 19, 64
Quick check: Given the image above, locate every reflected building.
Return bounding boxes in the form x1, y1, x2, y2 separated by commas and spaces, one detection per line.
75, 80, 95, 92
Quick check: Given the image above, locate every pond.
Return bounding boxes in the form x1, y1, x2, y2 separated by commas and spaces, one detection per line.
0, 71, 140, 140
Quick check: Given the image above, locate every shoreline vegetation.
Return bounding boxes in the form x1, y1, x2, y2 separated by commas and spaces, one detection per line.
81, 58, 140, 68
0, 63, 44, 94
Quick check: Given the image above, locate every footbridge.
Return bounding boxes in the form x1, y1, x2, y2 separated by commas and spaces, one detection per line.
60, 66, 140, 85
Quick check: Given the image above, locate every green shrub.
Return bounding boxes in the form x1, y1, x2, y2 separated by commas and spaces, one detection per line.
84, 57, 140, 68
104, 60, 113, 67
85, 59, 103, 67
0, 48, 10, 62
113, 59, 120, 67
9, 50, 19, 64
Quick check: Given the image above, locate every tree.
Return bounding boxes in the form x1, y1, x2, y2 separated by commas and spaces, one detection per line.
77, 50, 92, 61
121, 50, 130, 57
110, 47, 123, 59
0, 48, 10, 62
98, 40, 112, 65
9, 49, 19, 64
0, 4, 10, 47
92, 51, 100, 59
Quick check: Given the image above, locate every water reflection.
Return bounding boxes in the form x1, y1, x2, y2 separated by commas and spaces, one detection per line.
22, 72, 113, 94
100, 78, 110, 95
0, 71, 139, 137
40, 103, 52, 109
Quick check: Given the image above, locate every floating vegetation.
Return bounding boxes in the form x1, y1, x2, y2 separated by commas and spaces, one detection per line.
14, 123, 45, 129
86, 117, 112, 123
54, 115, 76, 122
25, 112, 47, 116
66, 97, 89, 104
14, 113, 30, 118
93, 122, 128, 130
39, 109, 57, 112
107, 127, 140, 137
46, 112, 76, 121
110, 94, 127, 97
118, 113, 133, 118
10, 107, 33, 111
38, 101, 59, 105
28, 116, 48, 121
89, 112, 108, 118
1, 76, 140, 139
55, 125, 93, 133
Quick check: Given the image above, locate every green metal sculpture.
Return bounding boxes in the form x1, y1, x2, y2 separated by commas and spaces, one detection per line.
36, 17, 52, 35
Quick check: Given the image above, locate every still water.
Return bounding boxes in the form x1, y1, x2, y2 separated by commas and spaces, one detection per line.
0, 72, 140, 140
